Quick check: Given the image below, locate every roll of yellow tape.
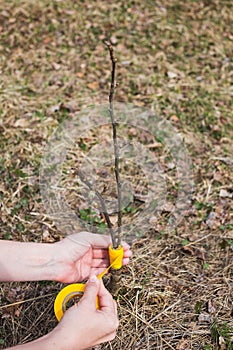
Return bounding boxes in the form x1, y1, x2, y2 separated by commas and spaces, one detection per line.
54, 283, 99, 322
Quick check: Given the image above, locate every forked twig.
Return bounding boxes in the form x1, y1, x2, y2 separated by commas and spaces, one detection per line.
104, 41, 123, 294
77, 42, 122, 254
105, 41, 122, 249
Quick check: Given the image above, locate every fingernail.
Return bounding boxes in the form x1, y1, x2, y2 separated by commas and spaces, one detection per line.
89, 275, 98, 283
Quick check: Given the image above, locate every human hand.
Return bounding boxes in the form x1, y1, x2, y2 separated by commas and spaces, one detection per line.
52, 232, 132, 283
6, 277, 118, 350
51, 276, 119, 350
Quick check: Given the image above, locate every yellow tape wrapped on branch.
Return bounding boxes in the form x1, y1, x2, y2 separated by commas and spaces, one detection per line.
108, 245, 124, 270
54, 245, 124, 322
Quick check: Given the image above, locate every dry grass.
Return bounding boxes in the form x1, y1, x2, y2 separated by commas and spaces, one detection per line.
0, 0, 233, 349
109, 233, 233, 349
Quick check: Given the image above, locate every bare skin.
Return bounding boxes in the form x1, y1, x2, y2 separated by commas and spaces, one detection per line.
1, 232, 132, 350
7, 277, 118, 350
0, 232, 131, 282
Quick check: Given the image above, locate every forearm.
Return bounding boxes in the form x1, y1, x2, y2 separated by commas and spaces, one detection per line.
6, 332, 64, 350
5, 326, 86, 350
0, 240, 57, 282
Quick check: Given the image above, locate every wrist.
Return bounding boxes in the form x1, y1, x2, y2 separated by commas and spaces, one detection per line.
32, 242, 71, 283
31, 331, 58, 350
34, 243, 60, 281
6, 330, 63, 350
42, 329, 66, 350
49, 324, 83, 350
49, 240, 82, 283
23, 242, 59, 282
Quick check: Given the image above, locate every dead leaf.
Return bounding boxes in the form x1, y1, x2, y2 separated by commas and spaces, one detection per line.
60, 100, 79, 112
43, 37, 51, 44
1, 10, 9, 17
170, 115, 179, 122
176, 339, 191, 350
146, 141, 162, 149
77, 72, 84, 78
52, 62, 61, 71
213, 172, 223, 182
15, 306, 23, 318
109, 215, 118, 226
9, 17, 16, 23
161, 203, 175, 212
14, 118, 30, 128
134, 100, 146, 106
189, 322, 199, 331
182, 245, 196, 255
138, 129, 154, 144
87, 82, 99, 90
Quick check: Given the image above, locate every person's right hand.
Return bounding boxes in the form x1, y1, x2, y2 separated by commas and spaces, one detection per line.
51, 276, 119, 350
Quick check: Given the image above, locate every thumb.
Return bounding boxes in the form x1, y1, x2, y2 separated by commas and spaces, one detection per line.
82, 275, 100, 309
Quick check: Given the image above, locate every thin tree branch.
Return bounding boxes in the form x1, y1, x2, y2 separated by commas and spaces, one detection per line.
78, 169, 115, 243
105, 41, 122, 249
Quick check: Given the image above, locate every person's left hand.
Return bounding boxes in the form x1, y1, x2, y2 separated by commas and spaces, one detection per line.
52, 232, 132, 283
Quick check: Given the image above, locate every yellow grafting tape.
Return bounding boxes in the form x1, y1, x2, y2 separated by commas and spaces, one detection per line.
54, 283, 99, 322
54, 245, 124, 322
108, 245, 124, 270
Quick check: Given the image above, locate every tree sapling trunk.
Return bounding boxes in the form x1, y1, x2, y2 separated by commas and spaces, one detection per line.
105, 41, 123, 294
